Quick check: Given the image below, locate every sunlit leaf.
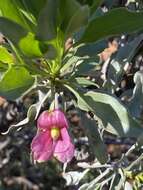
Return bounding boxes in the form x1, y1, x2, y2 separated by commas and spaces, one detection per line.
0, 66, 35, 100
0, 46, 14, 64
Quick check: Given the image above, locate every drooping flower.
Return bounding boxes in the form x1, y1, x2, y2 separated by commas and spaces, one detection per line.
31, 109, 74, 163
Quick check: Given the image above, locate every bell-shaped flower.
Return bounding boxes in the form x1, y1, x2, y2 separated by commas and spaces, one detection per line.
31, 109, 74, 163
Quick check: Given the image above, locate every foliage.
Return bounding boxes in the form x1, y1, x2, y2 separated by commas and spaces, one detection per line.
0, 0, 143, 189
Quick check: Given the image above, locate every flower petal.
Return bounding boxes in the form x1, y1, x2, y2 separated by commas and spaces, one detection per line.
31, 131, 53, 162
37, 109, 69, 130
37, 111, 51, 130
53, 109, 69, 128
54, 127, 74, 163
54, 142, 74, 163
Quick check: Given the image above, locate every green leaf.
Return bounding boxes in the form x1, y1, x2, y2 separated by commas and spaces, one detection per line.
76, 40, 107, 57
19, 32, 42, 57
80, 8, 143, 43
90, 0, 103, 15
115, 34, 143, 63
64, 84, 143, 137
18, 0, 46, 20
64, 83, 91, 112
76, 57, 101, 77
36, 0, 58, 41
0, 0, 47, 31
0, 62, 8, 72
19, 32, 46, 57
0, 46, 14, 63
86, 91, 142, 137
0, 17, 27, 44
60, 56, 81, 76
0, 66, 35, 100
19, 32, 57, 59
60, 0, 81, 32
0, 0, 32, 30
80, 111, 108, 163
109, 172, 124, 190
71, 77, 99, 88
65, 5, 89, 38
105, 34, 143, 90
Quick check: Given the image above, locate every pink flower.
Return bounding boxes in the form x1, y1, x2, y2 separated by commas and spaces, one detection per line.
31, 109, 74, 163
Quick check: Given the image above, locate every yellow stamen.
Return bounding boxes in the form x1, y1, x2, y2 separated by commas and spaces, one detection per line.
51, 127, 60, 140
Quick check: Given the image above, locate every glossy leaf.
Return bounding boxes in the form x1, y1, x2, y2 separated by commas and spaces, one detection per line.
0, 66, 35, 100
80, 8, 143, 43
86, 91, 143, 137
64, 84, 143, 137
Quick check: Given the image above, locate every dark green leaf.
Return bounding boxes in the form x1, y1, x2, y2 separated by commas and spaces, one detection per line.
109, 173, 124, 190
0, 66, 35, 100
64, 84, 143, 137
36, 0, 58, 41
18, 0, 46, 20
105, 35, 143, 90
0, 17, 27, 44
80, 111, 108, 163
116, 34, 143, 63
86, 91, 143, 137
76, 57, 101, 76
60, 0, 81, 32
80, 8, 143, 43
90, 0, 103, 15
65, 5, 89, 38
76, 40, 107, 57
